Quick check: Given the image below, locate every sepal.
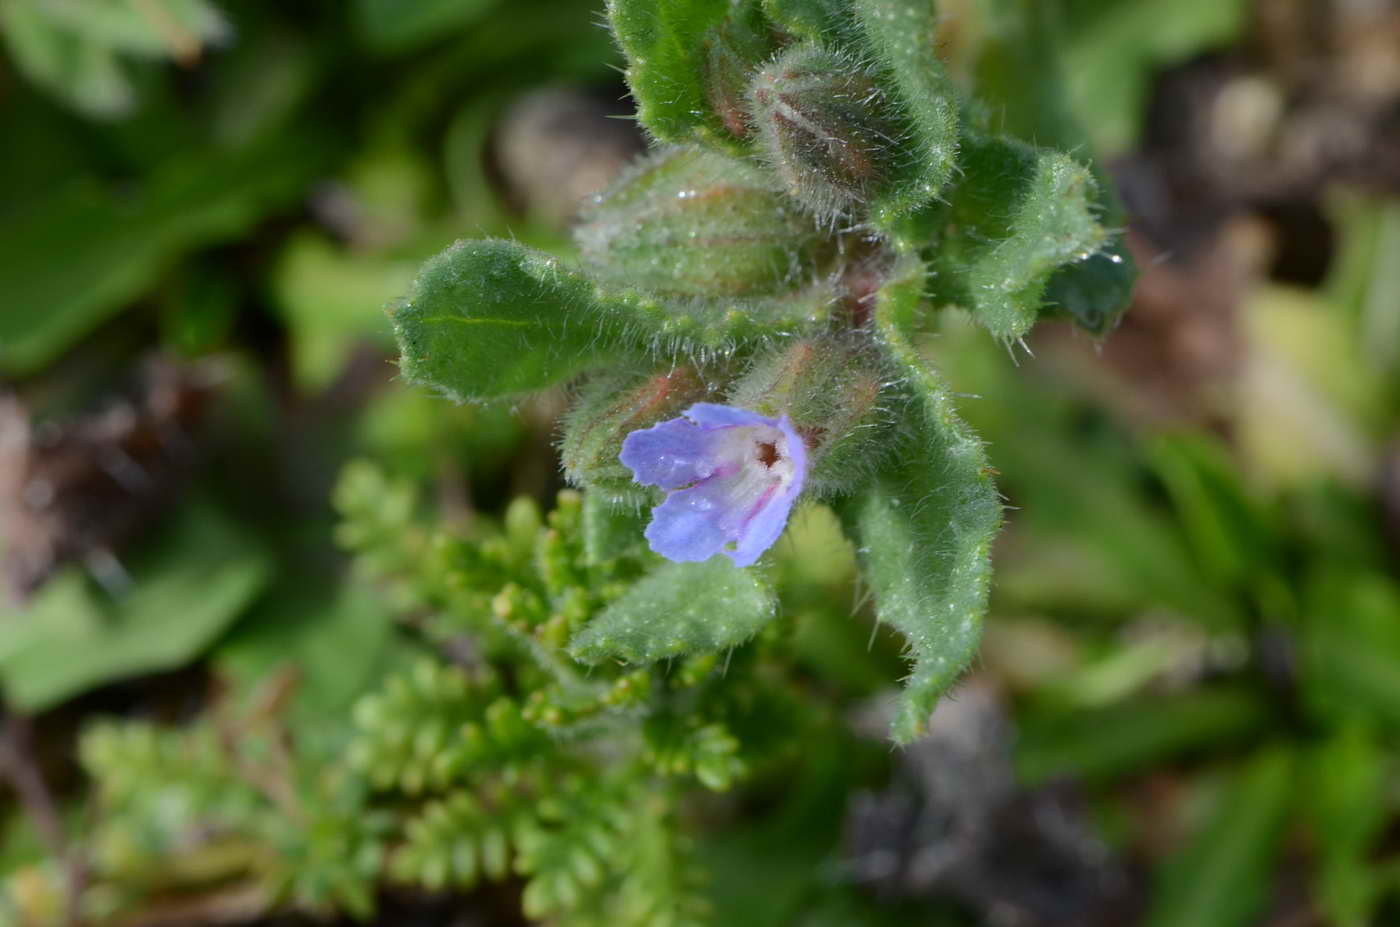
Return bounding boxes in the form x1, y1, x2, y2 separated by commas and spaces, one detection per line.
727, 335, 890, 496
561, 365, 723, 503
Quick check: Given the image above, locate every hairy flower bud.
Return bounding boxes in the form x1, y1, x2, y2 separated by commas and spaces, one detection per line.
748, 43, 903, 217
700, 3, 775, 141
561, 366, 723, 502
727, 336, 888, 495
575, 146, 828, 298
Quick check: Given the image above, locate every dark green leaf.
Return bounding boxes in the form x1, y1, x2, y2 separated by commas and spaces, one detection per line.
0, 133, 329, 376
1306, 725, 1389, 927
1146, 748, 1295, 927
355, 0, 503, 52
569, 557, 778, 664
1015, 687, 1273, 784
967, 0, 1136, 333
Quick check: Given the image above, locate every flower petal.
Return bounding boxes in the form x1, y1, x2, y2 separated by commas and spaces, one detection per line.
727, 415, 807, 566
683, 403, 773, 429
620, 418, 728, 490
644, 476, 745, 562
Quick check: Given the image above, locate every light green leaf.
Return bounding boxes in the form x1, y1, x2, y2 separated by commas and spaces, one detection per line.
23, 0, 229, 58
1300, 567, 1400, 729
1147, 432, 1279, 590
569, 557, 777, 664
214, 577, 411, 755
841, 254, 1001, 743
272, 231, 416, 389
0, 500, 272, 711
1146, 748, 1295, 927
0, 1, 133, 118
1061, 0, 1251, 154
926, 131, 1110, 340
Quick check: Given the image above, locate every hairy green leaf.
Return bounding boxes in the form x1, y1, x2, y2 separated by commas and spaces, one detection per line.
968, 0, 1136, 334
849, 0, 959, 223
1146, 748, 1295, 927
576, 146, 827, 299
926, 131, 1110, 340
608, 0, 764, 148
394, 238, 840, 402
841, 255, 1001, 743
570, 557, 777, 664
392, 239, 644, 401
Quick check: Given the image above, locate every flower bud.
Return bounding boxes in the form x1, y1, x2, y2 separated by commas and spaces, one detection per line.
561, 365, 723, 502
700, 4, 774, 141
727, 336, 889, 496
748, 43, 903, 217
575, 146, 828, 299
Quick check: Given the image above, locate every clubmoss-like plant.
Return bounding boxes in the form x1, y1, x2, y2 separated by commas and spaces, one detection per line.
391, 0, 1134, 743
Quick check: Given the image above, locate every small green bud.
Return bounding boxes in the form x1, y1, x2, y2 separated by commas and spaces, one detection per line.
575, 146, 828, 298
561, 365, 722, 502
728, 335, 889, 496
748, 43, 902, 217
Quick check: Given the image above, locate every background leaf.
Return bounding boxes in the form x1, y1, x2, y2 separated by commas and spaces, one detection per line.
0, 499, 272, 711
1015, 687, 1273, 784
1145, 747, 1295, 927
354, 0, 503, 52
0, 132, 329, 376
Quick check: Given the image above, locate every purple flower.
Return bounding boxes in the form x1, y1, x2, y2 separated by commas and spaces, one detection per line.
619, 403, 808, 567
